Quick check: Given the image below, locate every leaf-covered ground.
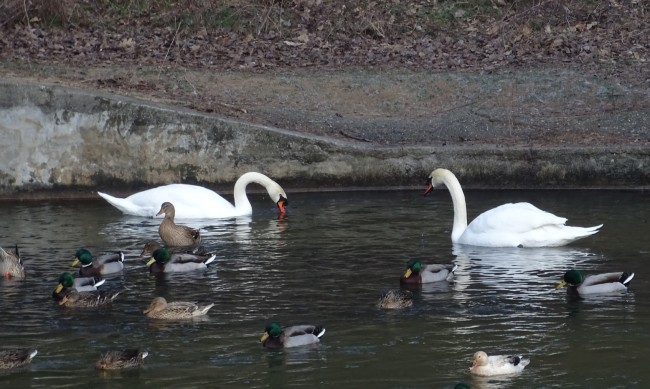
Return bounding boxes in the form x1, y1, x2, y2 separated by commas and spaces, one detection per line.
0, 0, 648, 146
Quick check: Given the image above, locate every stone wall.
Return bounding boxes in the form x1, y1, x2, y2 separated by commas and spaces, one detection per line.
0, 79, 647, 198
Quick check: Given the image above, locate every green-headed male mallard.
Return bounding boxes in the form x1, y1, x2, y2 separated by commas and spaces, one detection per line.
96, 349, 149, 370
146, 247, 215, 274
260, 322, 325, 349
557, 269, 634, 296
156, 202, 201, 247
376, 289, 413, 309
0, 349, 37, 369
139, 240, 210, 259
0, 245, 25, 279
53, 271, 106, 295
71, 248, 124, 278
469, 351, 530, 376
143, 297, 214, 320
400, 259, 457, 285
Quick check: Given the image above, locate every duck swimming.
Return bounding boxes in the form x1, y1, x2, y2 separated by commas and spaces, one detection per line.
71, 248, 124, 277
400, 259, 457, 285
96, 349, 149, 370
146, 247, 216, 273
260, 322, 326, 349
0, 245, 25, 279
469, 351, 530, 376
156, 202, 202, 247
143, 297, 214, 319
557, 269, 634, 296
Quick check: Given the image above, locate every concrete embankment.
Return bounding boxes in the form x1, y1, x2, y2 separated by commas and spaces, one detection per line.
0, 78, 647, 199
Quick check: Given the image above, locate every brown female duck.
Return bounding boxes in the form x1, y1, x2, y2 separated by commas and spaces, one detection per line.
156, 202, 202, 247
96, 349, 149, 370
0, 349, 38, 369
143, 297, 214, 320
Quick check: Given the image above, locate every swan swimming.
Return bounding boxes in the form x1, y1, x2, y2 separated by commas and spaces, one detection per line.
98, 172, 287, 219
425, 168, 602, 247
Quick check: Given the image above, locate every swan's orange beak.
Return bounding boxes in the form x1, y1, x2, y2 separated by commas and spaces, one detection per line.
424, 182, 434, 195
277, 196, 287, 214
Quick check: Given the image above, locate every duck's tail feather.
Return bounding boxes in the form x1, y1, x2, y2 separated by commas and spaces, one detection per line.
204, 255, 217, 266
619, 272, 635, 286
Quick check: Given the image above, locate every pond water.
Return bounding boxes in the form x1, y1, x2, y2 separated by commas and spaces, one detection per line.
0, 189, 648, 388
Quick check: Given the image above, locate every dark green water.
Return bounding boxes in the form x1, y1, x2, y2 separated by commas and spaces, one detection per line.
0, 190, 647, 388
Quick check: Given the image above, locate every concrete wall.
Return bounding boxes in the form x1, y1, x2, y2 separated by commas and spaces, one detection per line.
0, 79, 647, 198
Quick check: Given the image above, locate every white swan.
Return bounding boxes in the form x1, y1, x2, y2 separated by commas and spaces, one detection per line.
425, 168, 602, 247
97, 172, 287, 219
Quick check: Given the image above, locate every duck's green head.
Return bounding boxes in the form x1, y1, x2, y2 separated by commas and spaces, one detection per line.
147, 248, 171, 267
557, 269, 585, 288
54, 271, 75, 294
403, 259, 422, 278
260, 322, 283, 342
72, 248, 93, 266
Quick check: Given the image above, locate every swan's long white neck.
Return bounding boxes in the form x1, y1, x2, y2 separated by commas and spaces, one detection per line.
434, 169, 468, 243
232, 172, 276, 213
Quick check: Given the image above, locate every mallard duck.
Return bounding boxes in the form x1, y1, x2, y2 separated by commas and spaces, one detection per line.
143, 297, 214, 319
96, 349, 149, 370
0, 245, 25, 279
138, 240, 210, 259
156, 202, 202, 247
54, 271, 105, 294
376, 289, 413, 309
146, 247, 215, 273
98, 172, 288, 218
400, 259, 458, 285
0, 349, 38, 369
469, 351, 530, 376
425, 168, 602, 247
557, 269, 634, 295
260, 322, 326, 349
71, 248, 124, 277
53, 288, 121, 308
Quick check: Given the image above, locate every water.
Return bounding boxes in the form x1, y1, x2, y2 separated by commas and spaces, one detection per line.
0, 189, 648, 388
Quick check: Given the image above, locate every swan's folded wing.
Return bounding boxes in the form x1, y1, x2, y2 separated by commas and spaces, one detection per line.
468, 202, 568, 234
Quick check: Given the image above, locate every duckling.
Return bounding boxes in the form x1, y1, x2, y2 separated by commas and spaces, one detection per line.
0, 349, 38, 369
260, 322, 326, 349
138, 240, 210, 259
53, 271, 106, 295
71, 248, 124, 277
156, 202, 201, 247
400, 259, 457, 285
0, 245, 25, 279
96, 349, 149, 370
53, 288, 121, 308
469, 351, 530, 376
557, 269, 634, 296
376, 289, 413, 309
146, 247, 216, 273
143, 297, 214, 320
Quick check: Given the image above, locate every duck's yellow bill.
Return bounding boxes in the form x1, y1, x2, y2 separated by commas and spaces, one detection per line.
260, 332, 270, 342
146, 258, 156, 267
404, 268, 413, 278
55, 283, 64, 294
556, 280, 567, 289
71, 258, 80, 267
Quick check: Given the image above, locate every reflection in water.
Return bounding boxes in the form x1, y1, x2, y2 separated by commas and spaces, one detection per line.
0, 190, 648, 388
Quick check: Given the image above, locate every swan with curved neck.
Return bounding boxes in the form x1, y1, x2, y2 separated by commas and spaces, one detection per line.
425, 168, 602, 247
97, 172, 287, 219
